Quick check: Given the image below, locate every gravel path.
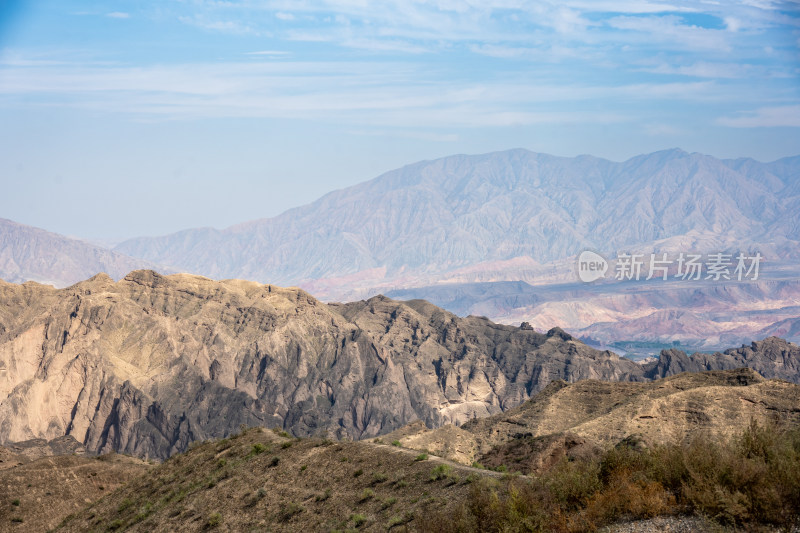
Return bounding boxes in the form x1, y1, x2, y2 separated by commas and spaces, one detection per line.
604, 515, 800, 533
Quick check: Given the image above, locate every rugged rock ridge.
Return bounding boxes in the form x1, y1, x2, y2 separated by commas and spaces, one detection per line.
0, 270, 646, 459
0, 270, 798, 460
386, 368, 800, 469
643, 336, 800, 381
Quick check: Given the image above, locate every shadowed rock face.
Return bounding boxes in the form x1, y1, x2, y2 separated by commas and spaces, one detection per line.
642, 337, 800, 382
0, 270, 798, 460
0, 271, 647, 459
388, 368, 800, 470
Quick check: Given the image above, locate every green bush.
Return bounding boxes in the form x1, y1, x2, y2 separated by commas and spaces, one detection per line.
251, 443, 267, 455
414, 453, 429, 462
371, 472, 388, 484
391, 440, 401, 447
430, 464, 453, 481
206, 512, 222, 528
278, 502, 303, 521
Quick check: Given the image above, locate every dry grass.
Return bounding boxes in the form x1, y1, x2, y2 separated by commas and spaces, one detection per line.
421, 420, 800, 532
53, 427, 495, 532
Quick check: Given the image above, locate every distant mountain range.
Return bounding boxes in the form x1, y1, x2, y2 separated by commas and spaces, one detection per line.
1, 148, 798, 350
0, 218, 161, 287
113, 148, 800, 289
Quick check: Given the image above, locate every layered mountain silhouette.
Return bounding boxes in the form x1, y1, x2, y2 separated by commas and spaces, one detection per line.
1, 148, 798, 353
113, 149, 800, 289
1, 271, 798, 460
0, 218, 163, 287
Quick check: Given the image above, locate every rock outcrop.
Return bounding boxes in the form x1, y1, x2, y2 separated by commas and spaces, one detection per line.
0, 271, 646, 459
391, 368, 800, 470
0, 271, 798, 460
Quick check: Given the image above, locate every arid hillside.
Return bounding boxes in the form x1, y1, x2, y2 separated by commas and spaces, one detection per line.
387, 368, 800, 470
1, 270, 798, 463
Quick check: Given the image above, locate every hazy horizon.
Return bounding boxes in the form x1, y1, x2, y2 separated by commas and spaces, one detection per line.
1, 1, 798, 241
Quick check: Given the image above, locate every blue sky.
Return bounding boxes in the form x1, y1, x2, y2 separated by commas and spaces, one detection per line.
0, 0, 799, 242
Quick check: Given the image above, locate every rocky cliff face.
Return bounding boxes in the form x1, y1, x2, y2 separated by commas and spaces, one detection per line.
0, 271, 798, 460
642, 337, 800, 381
0, 271, 646, 459
386, 368, 800, 469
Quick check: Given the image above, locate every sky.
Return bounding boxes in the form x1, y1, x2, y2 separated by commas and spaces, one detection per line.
0, 0, 799, 243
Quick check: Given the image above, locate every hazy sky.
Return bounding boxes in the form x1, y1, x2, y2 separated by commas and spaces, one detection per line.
1, 0, 799, 243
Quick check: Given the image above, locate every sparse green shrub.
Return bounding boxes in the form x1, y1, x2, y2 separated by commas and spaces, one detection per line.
381, 496, 397, 509
351, 513, 367, 527
414, 453, 429, 462
315, 488, 332, 502
359, 488, 375, 502
107, 518, 124, 530
251, 443, 267, 455
272, 427, 292, 438
353, 468, 364, 477
387, 512, 414, 529
216, 458, 227, 468
279, 502, 303, 521
11, 499, 19, 506
281, 441, 292, 449
206, 511, 222, 528
371, 472, 388, 484
430, 464, 453, 481
269, 456, 280, 467
117, 498, 134, 513
246, 488, 267, 507
132, 502, 152, 524
391, 440, 401, 447
10, 517, 23, 523
300, 464, 307, 472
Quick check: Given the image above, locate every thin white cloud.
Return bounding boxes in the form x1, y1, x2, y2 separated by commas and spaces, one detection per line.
718, 105, 800, 127
178, 15, 259, 35
607, 15, 731, 51
106, 12, 130, 19
640, 61, 754, 78
246, 50, 291, 56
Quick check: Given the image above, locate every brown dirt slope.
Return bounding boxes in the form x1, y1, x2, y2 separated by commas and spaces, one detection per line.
54, 427, 502, 533
0, 452, 149, 533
